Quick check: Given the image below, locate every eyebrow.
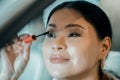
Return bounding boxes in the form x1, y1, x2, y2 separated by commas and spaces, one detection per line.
47, 23, 85, 30
65, 24, 85, 30
47, 24, 56, 28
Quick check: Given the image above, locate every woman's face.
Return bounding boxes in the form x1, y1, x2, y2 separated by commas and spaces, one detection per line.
42, 8, 103, 79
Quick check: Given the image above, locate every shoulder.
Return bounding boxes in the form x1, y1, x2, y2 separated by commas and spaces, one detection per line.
103, 71, 119, 80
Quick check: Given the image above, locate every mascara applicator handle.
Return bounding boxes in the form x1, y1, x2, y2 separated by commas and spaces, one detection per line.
23, 35, 36, 43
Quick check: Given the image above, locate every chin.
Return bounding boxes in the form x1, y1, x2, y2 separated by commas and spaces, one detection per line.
49, 70, 68, 78
49, 69, 76, 80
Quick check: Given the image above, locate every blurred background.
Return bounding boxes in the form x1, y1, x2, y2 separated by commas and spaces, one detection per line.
0, 0, 120, 80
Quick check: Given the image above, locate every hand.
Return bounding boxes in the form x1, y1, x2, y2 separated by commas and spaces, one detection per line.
0, 34, 32, 80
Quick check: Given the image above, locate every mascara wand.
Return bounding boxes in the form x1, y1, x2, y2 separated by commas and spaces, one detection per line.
23, 31, 49, 43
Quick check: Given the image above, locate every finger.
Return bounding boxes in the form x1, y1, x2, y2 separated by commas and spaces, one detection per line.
8, 34, 30, 44
13, 36, 20, 43
19, 34, 30, 40
4, 44, 13, 52
12, 40, 32, 61
12, 35, 26, 54
12, 43, 24, 56
14, 53, 28, 75
22, 43, 31, 61
19, 34, 32, 44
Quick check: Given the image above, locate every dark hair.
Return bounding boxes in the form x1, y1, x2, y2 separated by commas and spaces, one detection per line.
47, 1, 112, 41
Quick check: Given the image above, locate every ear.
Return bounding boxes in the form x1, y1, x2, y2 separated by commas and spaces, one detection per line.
99, 37, 112, 60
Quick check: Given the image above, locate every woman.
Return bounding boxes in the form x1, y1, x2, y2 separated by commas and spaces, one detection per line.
0, 1, 117, 80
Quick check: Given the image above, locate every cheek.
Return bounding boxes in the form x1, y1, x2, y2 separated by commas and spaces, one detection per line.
68, 41, 99, 69
68, 44, 89, 67
42, 41, 51, 61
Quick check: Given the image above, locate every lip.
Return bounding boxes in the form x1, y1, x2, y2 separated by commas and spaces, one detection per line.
50, 55, 69, 64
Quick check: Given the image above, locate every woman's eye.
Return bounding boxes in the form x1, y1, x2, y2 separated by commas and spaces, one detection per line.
68, 32, 81, 37
46, 32, 55, 38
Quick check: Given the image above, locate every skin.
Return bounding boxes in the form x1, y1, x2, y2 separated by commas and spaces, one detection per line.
0, 34, 31, 80
42, 8, 111, 80
0, 7, 111, 80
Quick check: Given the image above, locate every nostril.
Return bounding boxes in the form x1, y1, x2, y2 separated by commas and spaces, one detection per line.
52, 46, 62, 50
52, 45, 67, 51
58, 47, 63, 50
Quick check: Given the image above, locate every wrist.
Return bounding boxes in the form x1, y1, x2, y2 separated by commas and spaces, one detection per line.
0, 72, 11, 80
0, 72, 18, 80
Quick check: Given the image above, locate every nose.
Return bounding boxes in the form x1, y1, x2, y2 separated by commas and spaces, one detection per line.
52, 36, 67, 51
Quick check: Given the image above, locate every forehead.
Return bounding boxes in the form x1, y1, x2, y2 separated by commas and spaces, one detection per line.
48, 8, 83, 24
47, 8, 94, 31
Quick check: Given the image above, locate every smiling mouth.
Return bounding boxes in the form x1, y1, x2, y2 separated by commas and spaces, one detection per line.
50, 56, 69, 64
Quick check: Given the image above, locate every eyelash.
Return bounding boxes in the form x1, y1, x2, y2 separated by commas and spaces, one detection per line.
46, 32, 55, 38
68, 32, 81, 37
45, 32, 81, 38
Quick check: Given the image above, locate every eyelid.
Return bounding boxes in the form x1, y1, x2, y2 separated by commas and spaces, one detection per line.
46, 29, 54, 33
68, 32, 81, 37
45, 30, 56, 38
47, 24, 56, 28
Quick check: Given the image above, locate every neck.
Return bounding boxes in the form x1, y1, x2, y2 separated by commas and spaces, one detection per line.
53, 65, 100, 80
